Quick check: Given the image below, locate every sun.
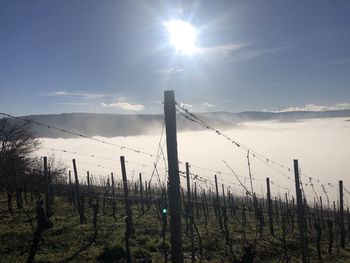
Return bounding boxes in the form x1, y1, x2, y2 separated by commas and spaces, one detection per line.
165, 20, 198, 55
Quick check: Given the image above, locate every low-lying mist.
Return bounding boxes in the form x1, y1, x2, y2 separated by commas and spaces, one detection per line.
36, 117, 350, 205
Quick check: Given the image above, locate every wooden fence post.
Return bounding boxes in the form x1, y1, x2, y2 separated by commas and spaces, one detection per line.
111, 172, 115, 196
72, 159, 84, 224
120, 156, 133, 263
87, 171, 91, 204
275, 196, 279, 223
266, 177, 274, 236
339, 180, 345, 248
214, 174, 223, 230
111, 172, 117, 220
347, 208, 350, 241
293, 159, 308, 263
139, 173, 145, 215
194, 182, 199, 218
68, 170, 74, 205
222, 184, 229, 233
120, 156, 133, 230
43, 156, 51, 216
320, 196, 325, 228
164, 90, 183, 263
186, 162, 195, 263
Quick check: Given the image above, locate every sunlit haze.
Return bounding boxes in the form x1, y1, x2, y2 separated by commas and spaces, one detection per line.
165, 20, 198, 54
36, 117, 350, 202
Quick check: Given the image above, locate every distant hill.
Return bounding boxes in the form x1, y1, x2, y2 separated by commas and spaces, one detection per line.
7, 110, 350, 138
206, 110, 350, 123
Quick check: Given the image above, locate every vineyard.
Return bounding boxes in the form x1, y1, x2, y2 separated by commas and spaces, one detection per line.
1, 91, 350, 263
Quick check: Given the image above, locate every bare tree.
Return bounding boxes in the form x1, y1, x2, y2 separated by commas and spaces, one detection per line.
31, 155, 67, 182
0, 116, 40, 209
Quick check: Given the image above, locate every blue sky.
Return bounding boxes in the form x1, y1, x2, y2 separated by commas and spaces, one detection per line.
1, 0, 350, 115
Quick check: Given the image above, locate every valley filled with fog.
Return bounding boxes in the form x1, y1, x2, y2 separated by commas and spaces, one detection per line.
36, 117, 350, 205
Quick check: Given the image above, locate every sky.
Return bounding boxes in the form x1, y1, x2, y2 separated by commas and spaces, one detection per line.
1, 0, 350, 115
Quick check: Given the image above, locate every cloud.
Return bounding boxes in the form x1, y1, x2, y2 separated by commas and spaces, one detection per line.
53, 102, 89, 106
44, 91, 106, 99
157, 68, 184, 74
279, 103, 350, 112
204, 102, 214, 108
198, 43, 292, 62
52, 91, 68, 95
229, 46, 292, 62
179, 102, 193, 111
101, 102, 145, 111
198, 43, 246, 58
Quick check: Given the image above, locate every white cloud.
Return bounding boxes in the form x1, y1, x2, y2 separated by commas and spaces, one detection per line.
198, 43, 246, 58
53, 102, 89, 106
101, 102, 145, 111
44, 91, 106, 99
204, 102, 214, 108
335, 103, 350, 110
157, 68, 184, 74
179, 102, 193, 111
197, 43, 292, 62
53, 91, 68, 95
279, 103, 350, 112
229, 46, 292, 62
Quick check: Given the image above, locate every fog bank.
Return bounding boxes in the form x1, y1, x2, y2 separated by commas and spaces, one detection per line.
36, 117, 350, 205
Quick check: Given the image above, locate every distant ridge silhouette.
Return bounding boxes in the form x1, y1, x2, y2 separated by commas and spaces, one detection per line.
6, 110, 350, 138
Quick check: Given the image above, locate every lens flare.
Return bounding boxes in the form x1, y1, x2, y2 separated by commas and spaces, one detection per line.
165, 20, 198, 54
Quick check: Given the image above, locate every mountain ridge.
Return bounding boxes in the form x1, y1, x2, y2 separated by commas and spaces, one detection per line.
7, 109, 350, 138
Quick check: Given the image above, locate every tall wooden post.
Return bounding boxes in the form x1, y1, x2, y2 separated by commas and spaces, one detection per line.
339, 180, 345, 248
294, 159, 308, 263
120, 156, 133, 232
222, 184, 229, 232
43, 157, 50, 215
347, 208, 350, 241
87, 171, 90, 190
111, 172, 115, 197
120, 156, 133, 263
222, 184, 227, 207
86, 171, 91, 203
164, 90, 183, 263
186, 163, 195, 263
139, 173, 145, 214
72, 159, 84, 224
194, 182, 198, 218
320, 196, 325, 228
266, 177, 274, 236
68, 171, 72, 186
68, 171, 73, 202
285, 193, 289, 210
214, 174, 223, 230
110, 172, 116, 219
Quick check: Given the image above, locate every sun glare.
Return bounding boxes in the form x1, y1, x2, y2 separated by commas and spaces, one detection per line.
165, 20, 198, 54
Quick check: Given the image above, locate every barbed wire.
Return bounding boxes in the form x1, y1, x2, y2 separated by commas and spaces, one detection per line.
175, 103, 293, 174
43, 142, 319, 202
175, 103, 339, 192
39, 146, 170, 172
1, 112, 157, 158
1, 110, 342, 202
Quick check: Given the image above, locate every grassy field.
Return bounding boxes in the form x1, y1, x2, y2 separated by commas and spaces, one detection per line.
1, 192, 350, 262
